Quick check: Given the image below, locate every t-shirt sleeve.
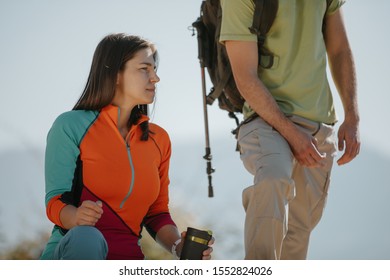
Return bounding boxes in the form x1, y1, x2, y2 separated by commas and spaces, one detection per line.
219, 0, 257, 43
327, 0, 346, 15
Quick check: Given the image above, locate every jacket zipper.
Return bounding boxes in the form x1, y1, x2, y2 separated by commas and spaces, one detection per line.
118, 107, 135, 209
119, 140, 135, 209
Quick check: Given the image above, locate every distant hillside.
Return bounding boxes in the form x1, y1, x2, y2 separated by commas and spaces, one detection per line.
0, 135, 389, 259
0, 147, 51, 255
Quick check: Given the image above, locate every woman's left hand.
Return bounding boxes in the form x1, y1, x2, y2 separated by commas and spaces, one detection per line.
202, 236, 215, 260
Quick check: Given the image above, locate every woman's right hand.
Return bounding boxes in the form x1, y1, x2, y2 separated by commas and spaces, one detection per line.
60, 200, 103, 229
74, 200, 103, 226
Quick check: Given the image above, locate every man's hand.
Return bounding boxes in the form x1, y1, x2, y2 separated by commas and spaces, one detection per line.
287, 128, 326, 168
337, 119, 360, 165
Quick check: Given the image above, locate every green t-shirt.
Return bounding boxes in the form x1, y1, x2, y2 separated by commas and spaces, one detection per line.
220, 0, 345, 123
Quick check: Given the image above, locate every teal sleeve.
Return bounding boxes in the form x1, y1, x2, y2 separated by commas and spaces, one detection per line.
44, 110, 98, 206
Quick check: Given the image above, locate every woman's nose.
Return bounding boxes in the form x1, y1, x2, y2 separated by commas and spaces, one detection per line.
150, 72, 160, 83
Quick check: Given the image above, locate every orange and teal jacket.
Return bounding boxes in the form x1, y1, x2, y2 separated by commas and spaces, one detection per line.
40, 105, 175, 259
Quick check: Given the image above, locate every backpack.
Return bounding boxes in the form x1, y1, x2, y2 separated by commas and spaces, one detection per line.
192, 0, 278, 126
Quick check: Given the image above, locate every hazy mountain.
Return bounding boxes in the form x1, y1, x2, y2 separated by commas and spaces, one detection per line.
0, 135, 389, 259
0, 147, 51, 254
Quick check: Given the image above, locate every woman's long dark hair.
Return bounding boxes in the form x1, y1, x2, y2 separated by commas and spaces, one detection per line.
73, 33, 158, 140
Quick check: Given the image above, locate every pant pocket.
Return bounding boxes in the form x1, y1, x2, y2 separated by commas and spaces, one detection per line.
242, 185, 254, 213
310, 173, 331, 228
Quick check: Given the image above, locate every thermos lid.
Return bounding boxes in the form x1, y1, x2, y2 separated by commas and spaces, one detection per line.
186, 227, 212, 245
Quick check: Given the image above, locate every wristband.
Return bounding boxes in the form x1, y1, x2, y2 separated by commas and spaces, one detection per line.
171, 238, 181, 259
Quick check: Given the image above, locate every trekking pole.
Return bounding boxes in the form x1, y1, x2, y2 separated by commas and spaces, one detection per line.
201, 66, 215, 198
192, 16, 215, 198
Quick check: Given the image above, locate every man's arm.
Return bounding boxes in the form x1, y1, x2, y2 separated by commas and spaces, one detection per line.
324, 8, 360, 165
225, 40, 326, 167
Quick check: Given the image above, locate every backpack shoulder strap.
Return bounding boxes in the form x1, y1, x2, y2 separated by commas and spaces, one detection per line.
249, 0, 278, 68
249, 0, 278, 46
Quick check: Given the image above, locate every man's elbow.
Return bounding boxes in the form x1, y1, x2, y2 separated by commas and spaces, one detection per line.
233, 72, 261, 98
327, 47, 353, 66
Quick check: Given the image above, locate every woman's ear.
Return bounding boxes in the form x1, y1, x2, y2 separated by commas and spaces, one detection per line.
116, 72, 121, 85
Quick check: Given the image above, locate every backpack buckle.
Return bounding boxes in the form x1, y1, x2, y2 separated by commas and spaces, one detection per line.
249, 26, 261, 36
260, 54, 274, 69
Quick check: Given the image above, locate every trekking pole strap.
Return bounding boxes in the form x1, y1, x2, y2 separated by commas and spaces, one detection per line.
206, 68, 232, 105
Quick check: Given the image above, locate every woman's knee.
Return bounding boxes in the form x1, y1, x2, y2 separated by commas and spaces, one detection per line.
55, 226, 108, 260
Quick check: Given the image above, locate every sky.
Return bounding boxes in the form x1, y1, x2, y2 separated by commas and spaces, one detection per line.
0, 0, 389, 156
0, 0, 389, 260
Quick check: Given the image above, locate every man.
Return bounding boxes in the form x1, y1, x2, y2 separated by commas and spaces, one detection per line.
219, 0, 360, 259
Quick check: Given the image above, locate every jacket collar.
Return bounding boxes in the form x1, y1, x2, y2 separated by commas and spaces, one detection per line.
101, 104, 150, 127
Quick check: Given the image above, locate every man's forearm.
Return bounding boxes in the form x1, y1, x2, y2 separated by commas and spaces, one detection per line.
328, 48, 359, 122
236, 73, 298, 142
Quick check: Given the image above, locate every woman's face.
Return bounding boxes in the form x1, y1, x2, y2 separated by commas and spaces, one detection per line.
114, 47, 160, 108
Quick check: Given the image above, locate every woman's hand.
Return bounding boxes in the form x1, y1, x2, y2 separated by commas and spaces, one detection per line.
202, 235, 215, 260
60, 200, 103, 229
75, 200, 103, 226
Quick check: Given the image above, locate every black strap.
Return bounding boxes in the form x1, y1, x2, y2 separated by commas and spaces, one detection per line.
250, 0, 278, 68
250, 0, 278, 41
249, 0, 265, 44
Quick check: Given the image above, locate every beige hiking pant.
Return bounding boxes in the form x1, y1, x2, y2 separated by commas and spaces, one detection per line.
237, 115, 337, 260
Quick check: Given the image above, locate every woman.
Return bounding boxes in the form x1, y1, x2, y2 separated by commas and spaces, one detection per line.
40, 33, 213, 260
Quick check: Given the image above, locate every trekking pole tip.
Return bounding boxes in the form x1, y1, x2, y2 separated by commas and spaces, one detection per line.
207, 173, 214, 198
208, 185, 214, 198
